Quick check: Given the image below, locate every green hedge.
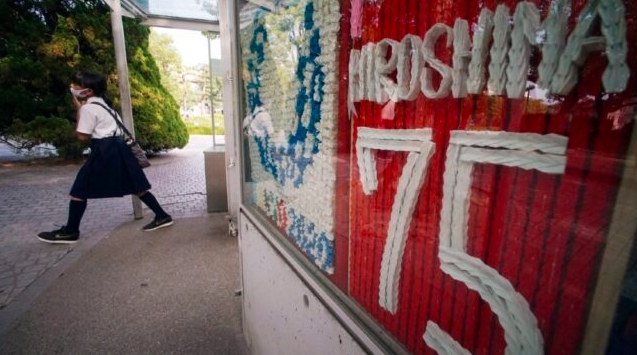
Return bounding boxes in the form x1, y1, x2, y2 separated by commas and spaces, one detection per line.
183, 114, 225, 135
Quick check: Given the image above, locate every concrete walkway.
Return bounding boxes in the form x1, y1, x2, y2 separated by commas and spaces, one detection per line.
0, 136, 247, 354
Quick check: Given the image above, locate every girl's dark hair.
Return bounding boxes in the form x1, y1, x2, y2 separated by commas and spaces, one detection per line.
71, 71, 113, 105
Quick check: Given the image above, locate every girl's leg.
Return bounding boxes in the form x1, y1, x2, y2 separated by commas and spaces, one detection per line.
137, 191, 173, 231
37, 196, 85, 244
137, 191, 170, 219
66, 196, 87, 233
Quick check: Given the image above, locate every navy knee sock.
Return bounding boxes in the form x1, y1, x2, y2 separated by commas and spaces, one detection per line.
66, 200, 87, 233
138, 192, 169, 219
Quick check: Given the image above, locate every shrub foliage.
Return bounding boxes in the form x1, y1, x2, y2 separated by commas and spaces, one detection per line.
0, 0, 188, 158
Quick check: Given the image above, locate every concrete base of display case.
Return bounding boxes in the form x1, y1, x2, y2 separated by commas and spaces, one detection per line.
239, 209, 409, 355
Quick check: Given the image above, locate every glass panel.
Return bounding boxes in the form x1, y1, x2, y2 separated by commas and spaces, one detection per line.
129, 0, 219, 22
238, 0, 342, 277
238, 0, 637, 354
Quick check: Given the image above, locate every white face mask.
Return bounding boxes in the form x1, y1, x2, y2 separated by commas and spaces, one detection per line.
69, 87, 89, 99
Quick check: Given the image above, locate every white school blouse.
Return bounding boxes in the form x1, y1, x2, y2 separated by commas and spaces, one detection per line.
76, 97, 121, 139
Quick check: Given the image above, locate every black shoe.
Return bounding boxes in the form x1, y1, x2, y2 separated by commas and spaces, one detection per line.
37, 226, 79, 244
142, 216, 173, 231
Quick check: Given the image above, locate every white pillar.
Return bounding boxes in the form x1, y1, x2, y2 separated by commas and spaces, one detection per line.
110, 0, 143, 219
218, 0, 241, 220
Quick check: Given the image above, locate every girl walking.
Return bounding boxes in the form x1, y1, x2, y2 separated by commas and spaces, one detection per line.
38, 71, 173, 244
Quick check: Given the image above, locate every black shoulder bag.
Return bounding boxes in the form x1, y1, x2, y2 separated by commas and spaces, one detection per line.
91, 102, 151, 168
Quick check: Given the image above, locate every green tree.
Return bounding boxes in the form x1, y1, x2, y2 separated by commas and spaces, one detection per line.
148, 29, 184, 107
182, 63, 219, 110
202, 32, 223, 115
0, 0, 187, 158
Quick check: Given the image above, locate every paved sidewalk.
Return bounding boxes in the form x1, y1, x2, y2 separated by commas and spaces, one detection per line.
0, 135, 228, 332
0, 213, 246, 355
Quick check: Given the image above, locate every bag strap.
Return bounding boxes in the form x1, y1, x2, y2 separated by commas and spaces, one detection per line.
90, 102, 135, 139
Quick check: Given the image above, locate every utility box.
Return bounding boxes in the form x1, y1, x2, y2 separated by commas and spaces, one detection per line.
203, 146, 228, 212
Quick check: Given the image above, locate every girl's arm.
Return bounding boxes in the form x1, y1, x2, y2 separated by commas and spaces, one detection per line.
71, 93, 90, 141
76, 132, 91, 141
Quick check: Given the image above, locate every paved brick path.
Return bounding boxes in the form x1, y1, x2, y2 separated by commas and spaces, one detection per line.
0, 135, 220, 311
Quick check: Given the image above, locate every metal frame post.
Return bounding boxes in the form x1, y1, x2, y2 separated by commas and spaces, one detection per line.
207, 34, 218, 147
218, 0, 242, 219
110, 0, 143, 219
